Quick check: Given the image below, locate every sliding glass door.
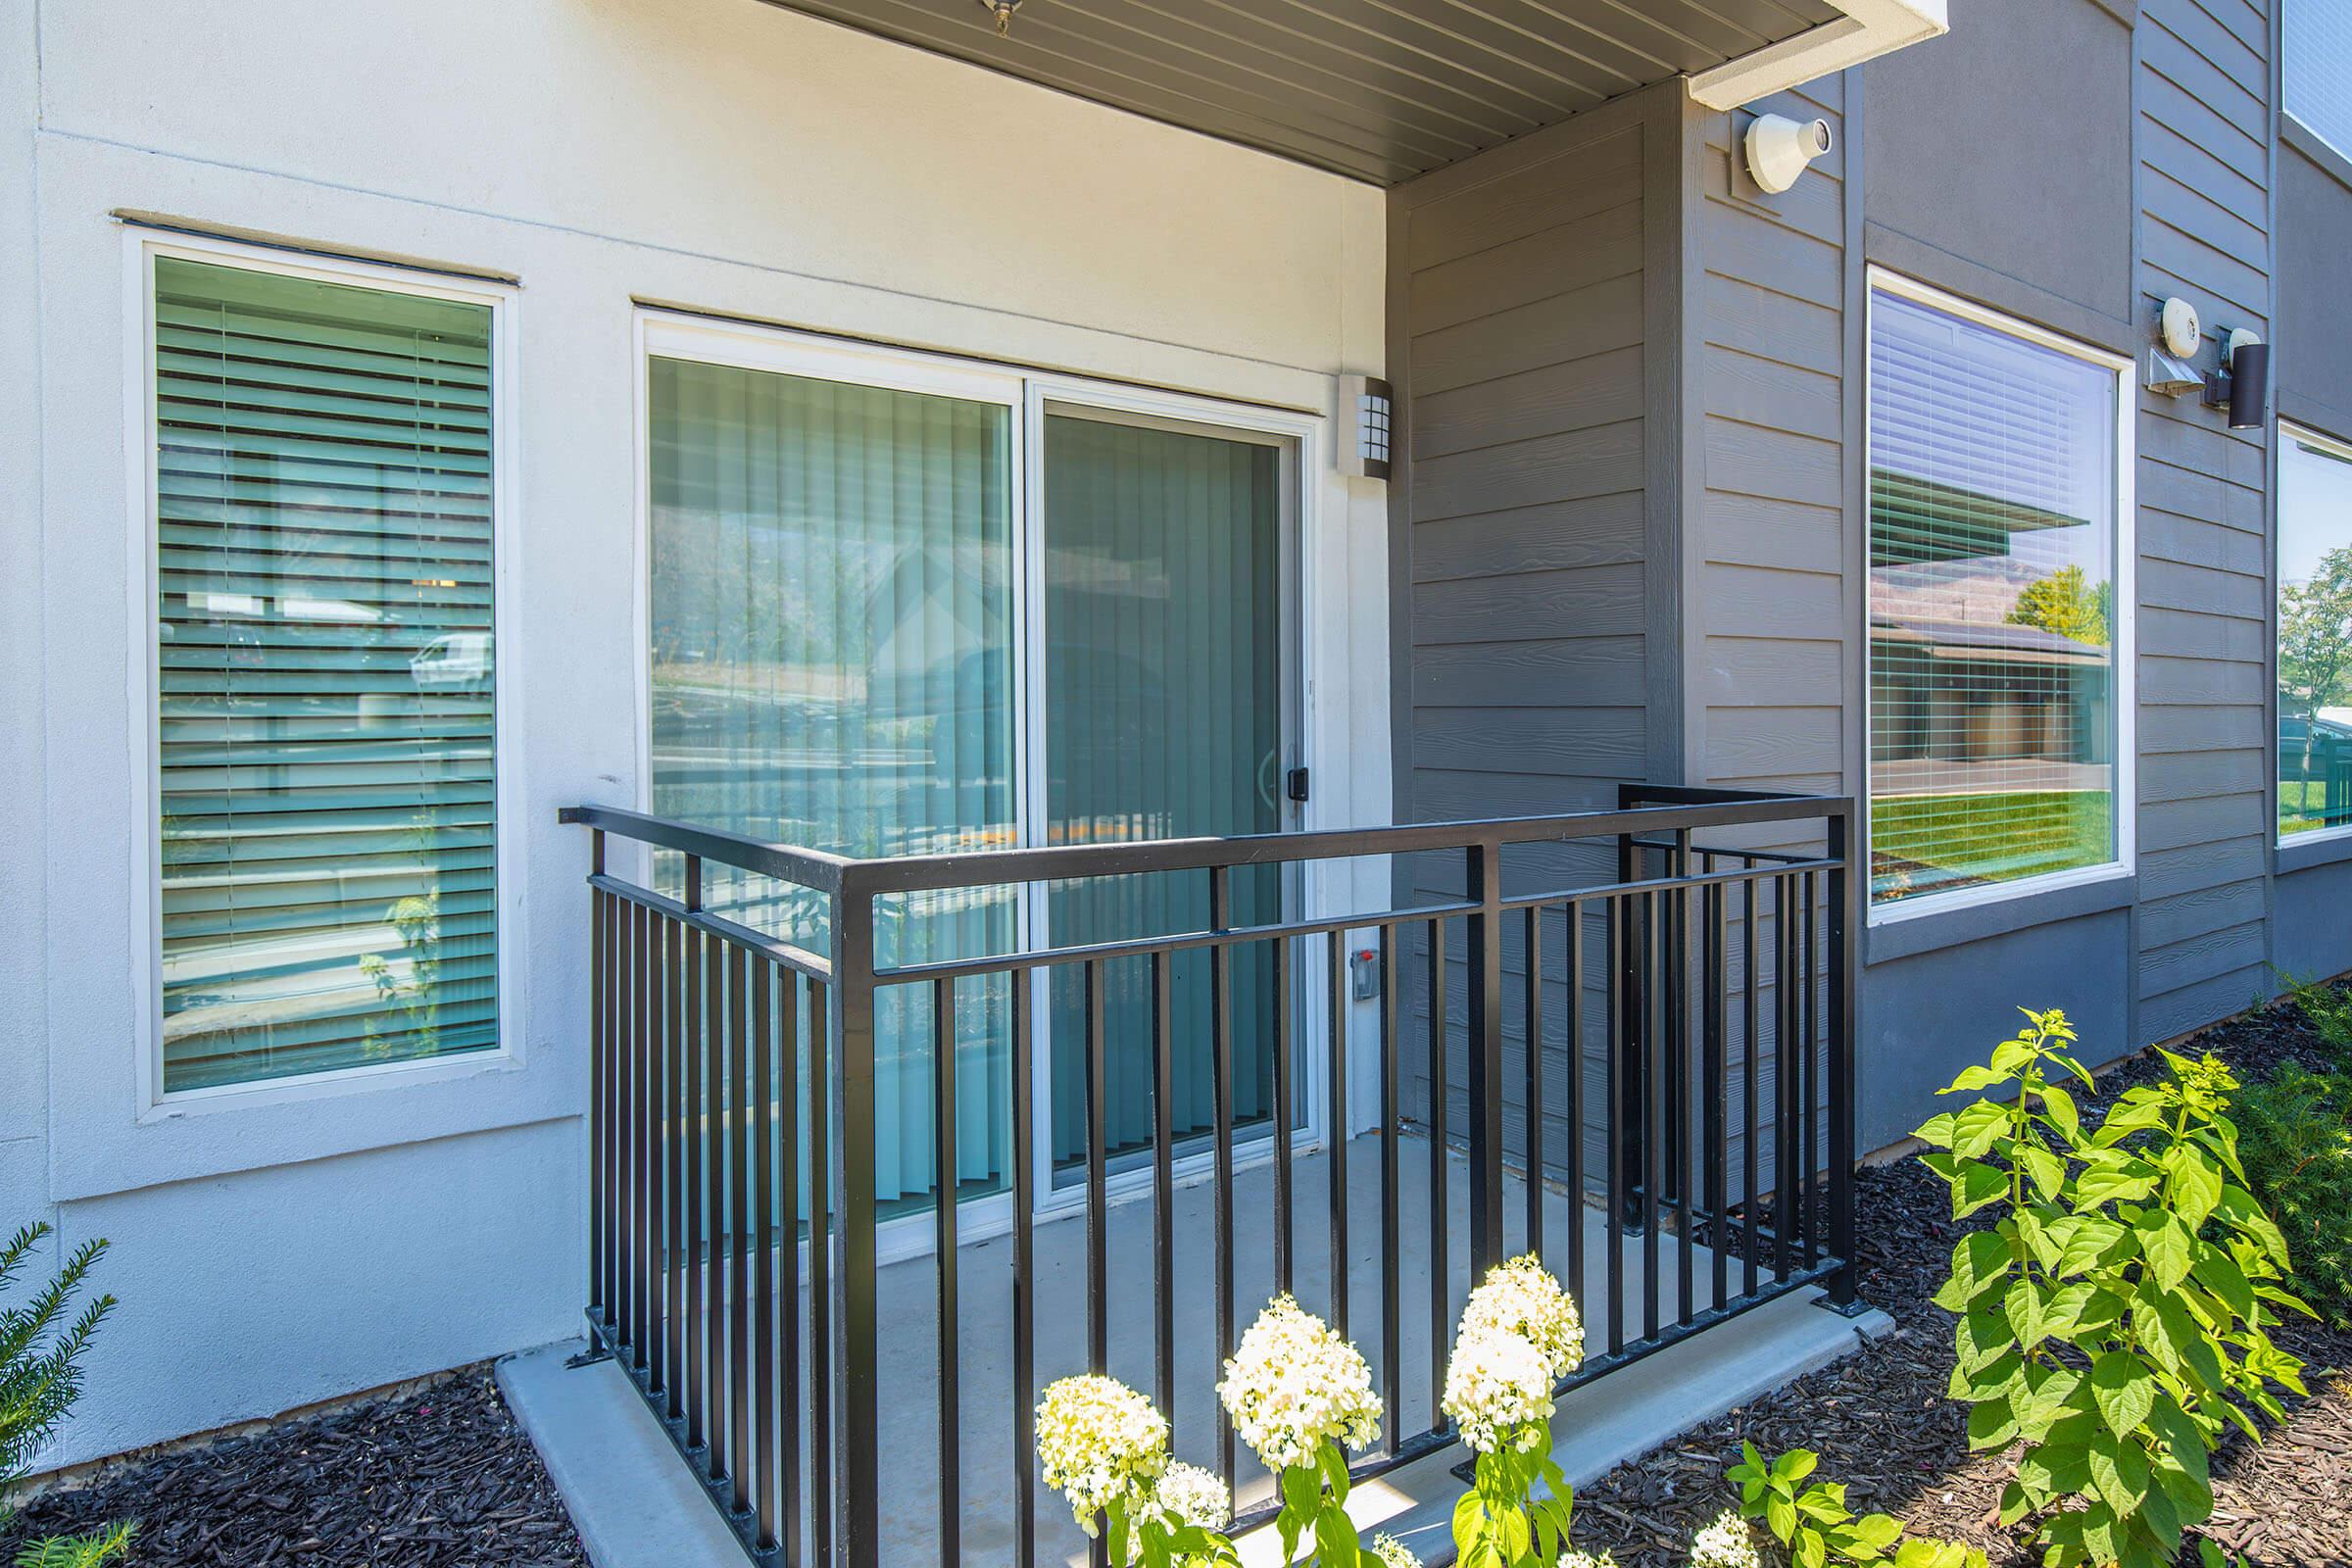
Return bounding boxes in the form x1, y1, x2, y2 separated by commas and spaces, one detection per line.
1039, 409, 1293, 1180
644, 323, 1299, 1219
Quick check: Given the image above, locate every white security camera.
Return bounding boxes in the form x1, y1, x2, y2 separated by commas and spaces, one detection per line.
1745, 114, 1834, 194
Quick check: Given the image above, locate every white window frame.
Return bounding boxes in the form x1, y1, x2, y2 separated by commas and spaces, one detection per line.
2275, 420, 2352, 849
124, 228, 527, 1111
1862, 268, 2138, 927
629, 308, 1329, 1259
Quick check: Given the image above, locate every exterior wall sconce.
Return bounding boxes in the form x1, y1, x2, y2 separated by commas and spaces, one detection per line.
2203, 327, 2270, 431
979, 0, 1020, 37
1745, 113, 1834, 194
1338, 374, 1393, 480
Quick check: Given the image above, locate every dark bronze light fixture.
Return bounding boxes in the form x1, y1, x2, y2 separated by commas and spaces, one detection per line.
979, 0, 1020, 36
2203, 327, 2271, 432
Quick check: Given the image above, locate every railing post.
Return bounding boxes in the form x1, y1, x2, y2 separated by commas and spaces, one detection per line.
1464, 839, 1504, 1274
1824, 805, 1860, 1310
831, 871, 882, 1568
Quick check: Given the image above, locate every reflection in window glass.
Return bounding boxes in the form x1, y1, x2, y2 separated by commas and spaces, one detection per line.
2278, 429, 2352, 839
2287, 0, 2352, 162
647, 357, 1016, 1210
156, 258, 499, 1091
1867, 287, 2123, 906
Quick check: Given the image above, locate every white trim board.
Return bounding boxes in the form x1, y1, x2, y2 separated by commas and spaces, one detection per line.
1688, 0, 1949, 111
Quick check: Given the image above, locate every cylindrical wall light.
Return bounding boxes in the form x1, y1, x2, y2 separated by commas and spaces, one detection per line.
2203, 327, 2270, 431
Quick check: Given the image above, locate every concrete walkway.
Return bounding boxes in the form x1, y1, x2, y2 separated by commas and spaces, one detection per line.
502, 1130, 1889, 1567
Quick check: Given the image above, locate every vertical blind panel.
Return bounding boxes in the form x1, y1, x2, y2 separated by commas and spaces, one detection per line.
647, 356, 1016, 1208
157, 257, 497, 1093
2277, 433, 2352, 838
2288, 0, 2352, 163
1867, 289, 2120, 905
1041, 415, 1285, 1172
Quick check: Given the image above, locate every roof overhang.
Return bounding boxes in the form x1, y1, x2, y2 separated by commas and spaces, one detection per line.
755, 0, 1952, 186
1688, 0, 1949, 110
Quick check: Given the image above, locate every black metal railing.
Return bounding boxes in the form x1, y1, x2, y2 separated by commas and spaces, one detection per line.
563, 787, 1858, 1568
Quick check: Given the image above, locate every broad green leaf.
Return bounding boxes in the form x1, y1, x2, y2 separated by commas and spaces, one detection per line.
1952, 1100, 2009, 1160
2133, 1210, 2192, 1292
2192, 1249, 2255, 1320
1937, 1232, 2012, 1310
2019, 1145, 2067, 1202
1951, 1159, 2011, 1219
2074, 1155, 2160, 1209
1967, 1390, 2019, 1449
2164, 1147, 2222, 1232
2005, 1278, 2048, 1349
1954, 1307, 2014, 1374
1916, 1112, 1957, 1149
2055, 1216, 2128, 1277
2038, 1083, 2082, 1143
2089, 1352, 2155, 1438
1944, 1065, 2003, 1095
1768, 1494, 1796, 1543
1774, 1448, 1820, 1484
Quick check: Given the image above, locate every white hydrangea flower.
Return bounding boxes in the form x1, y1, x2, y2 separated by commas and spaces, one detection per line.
1557, 1551, 1620, 1568
1689, 1510, 1762, 1568
1439, 1326, 1554, 1453
1214, 1294, 1384, 1473
1458, 1254, 1586, 1381
1369, 1532, 1423, 1568
1035, 1375, 1169, 1534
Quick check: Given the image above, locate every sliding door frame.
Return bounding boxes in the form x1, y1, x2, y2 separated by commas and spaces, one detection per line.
631, 307, 1330, 1248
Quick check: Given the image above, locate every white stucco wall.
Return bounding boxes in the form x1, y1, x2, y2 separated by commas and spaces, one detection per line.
3, 0, 1389, 1466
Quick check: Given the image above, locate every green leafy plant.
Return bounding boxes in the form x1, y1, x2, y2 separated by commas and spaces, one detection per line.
1034, 1375, 1238, 1568
2234, 1061, 2352, 1327
1725, 1445, 1984, 1568
1, 1224, 130, 1568
1916, 1009, 2310, 1568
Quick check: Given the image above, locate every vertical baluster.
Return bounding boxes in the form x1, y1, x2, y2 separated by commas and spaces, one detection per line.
1703, 877, 1728, 1314
636, 901, 654, 1376
1327, 930, 1349, 1340
729, 947, 754, 1512
808, 981, 834, 1568
1208, 867, 1236, 1491
778, 970, 803, 1568
619, 899, 639, 1362
704, 920, 726, 1481
1086, 959, 1109, 1379
933, 975, 959, 1568
752, 961, 779, 1555
1802, 869, 1821, 1269
678, 895, 700, 1436
1602, 889, 1625, 1358
1273, 934, 1294, 1294
1827, 810, 1858, 1310
1675, 841, 1694, 1329
1152, 952, 1175, 1433
1775, 873, 1796, 1284
1525, 905, 1544, 1267
591, 877, 608, 1328
1465, 843, 1504, 1278
1378, 922, 1401, 1455
1642, 887, 1662, 1344
1564, 900, 1586, 1315
660, 912, 679, 1408
1427, 916, 1448, 1426
1741, 870, 1761, 1300
1009, 970, 1036, 1568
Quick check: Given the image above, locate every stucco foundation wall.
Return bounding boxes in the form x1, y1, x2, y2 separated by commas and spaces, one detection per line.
3, 0, 1389, 1467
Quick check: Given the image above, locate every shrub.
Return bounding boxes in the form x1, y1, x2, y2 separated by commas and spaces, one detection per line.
1915, 1010, 2310, 1568
1034, 1374, 1238, 1568
1724, 1446, 1984, 1568
1214, 1295, 1381, 1567
2278, 970, 2352, 1065
2234, 1062, 2352, 1327
1, 1223, 131, 1568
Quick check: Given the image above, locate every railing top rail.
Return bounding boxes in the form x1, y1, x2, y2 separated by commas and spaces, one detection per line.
559, 792, 1853, 901
835, 794, 1851, 897
558, 803, 855, 894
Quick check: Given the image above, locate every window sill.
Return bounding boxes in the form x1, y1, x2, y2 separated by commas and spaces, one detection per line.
1864, 867, 2135, 965
2284, 114, 2352, 196
2278, 828, 2352, 878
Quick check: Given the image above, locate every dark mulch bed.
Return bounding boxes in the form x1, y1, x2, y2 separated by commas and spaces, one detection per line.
2, 1368, 586, 1568
1574, 999, 2352, 1568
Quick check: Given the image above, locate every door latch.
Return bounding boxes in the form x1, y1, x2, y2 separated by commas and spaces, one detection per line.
1286, 766, 1310, 804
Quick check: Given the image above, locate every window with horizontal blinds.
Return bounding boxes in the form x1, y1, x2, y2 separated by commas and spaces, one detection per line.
2277, 427, 2352, 841
1867, 286, 2122, 906
155, 256, 499, 1093
2287, 0, 2352, 163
